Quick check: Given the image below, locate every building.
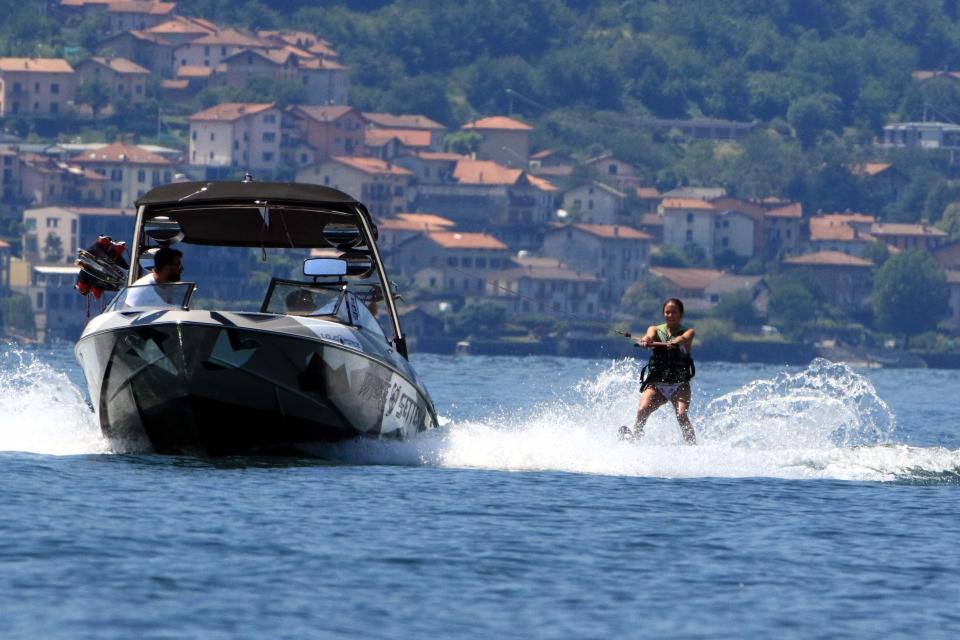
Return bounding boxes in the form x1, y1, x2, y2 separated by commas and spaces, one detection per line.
392, 151, 467, 185
27, 265, 87, 342
807, 213, 877, 257
70, 142, 174, 207
782, 251, 875, 311
378, 213, 455, 252
0, 239, 11, 295
174, 28, 267, 69
584, 153, 639, 189
296, 156, 413, 217
489, 260, 601, 318
869, 223, 947, 251
287, 105, 367, 161
390, 230, 511, 296
74, 56, 151, 108
0, 58, 76, 117
298, 57, 349, 106
19, 154, 108, 206
660, 198, 721, 261
22, 206, 138, 264
364, 113, 447, 150
563, 181, 628, 225
97, 29, 178, 77
1, 147, 21, 201
541, 223, 651, 311
189, 103, 284, 176
881, 122, 960, 165
462, 116, 532, 167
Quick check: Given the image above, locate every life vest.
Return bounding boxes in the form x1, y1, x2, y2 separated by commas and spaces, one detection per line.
640, 323, 696, 390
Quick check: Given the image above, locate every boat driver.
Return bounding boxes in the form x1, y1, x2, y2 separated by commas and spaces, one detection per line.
124, 247, 184, 308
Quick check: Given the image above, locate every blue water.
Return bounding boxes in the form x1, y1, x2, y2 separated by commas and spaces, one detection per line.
1, 347, 959, 639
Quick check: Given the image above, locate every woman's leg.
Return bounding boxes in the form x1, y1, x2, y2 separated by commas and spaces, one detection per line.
670, 384, 696, 445
629, 386, 667, 439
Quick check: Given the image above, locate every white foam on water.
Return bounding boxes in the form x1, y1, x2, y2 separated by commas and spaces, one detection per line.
0, 348, 110, 455
334, 359, 960, 482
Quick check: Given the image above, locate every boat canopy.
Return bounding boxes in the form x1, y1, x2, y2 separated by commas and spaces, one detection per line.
135, 181, 372, 248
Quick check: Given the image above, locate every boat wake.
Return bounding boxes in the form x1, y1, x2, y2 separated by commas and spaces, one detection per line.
333, 359, 960, 483
0, 349, 109, 456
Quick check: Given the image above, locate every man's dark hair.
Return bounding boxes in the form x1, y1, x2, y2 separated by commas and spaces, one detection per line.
154, 247, 183, 271
663, 297, 684, 314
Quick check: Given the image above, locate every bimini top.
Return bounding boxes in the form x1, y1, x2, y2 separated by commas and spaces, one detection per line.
135, 181, 374, 248
136, 181, 358, 208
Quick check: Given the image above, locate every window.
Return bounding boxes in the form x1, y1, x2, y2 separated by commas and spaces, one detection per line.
262, 152, 274, 162
263, 114, 276, 124
461, 257, 473, 268
262, 132, 276, 142
210, 132, 215, 141
110, 189, 121, 202
234, 141, 239, 150
475, 257, 487, 268
686, 212, 694, 223
721, 237, 729, 247
447, 257, 457, 267
191, 131, 197, 141
46, 218, 59, 228
136, 85, 142, 95
137, 169, 146, 182
34, 82, 39, 92
36, 292, 44, 310
51, 83, 59, 94
609, 163, 617, 175
685, 229, 693, 241
110, 168, 122, 180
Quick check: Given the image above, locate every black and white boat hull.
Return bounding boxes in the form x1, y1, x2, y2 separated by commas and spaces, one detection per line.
76, 311, 437, 456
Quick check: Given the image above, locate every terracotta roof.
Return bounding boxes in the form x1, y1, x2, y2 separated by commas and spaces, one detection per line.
649, 267, 723, 291
73, 142, 170, 165
161, 79, 189, 89
496, 265, 599, 283
365, 128, 433, 148
331, 156, 413, 176
820, 212, 875, 225
660, 198, 715, 211
81, 56, 149, 74
363, 113, 446, 130
189, 103, 275, 122
849, 162, 894, 177
809, 218, 872, 243
0, 239, 10, 249
525, 174, 558, 192
569, 223, 651, 240
0, 58, 73, 73
307, 42, 339, 58
147, 17, 217, 35
190, 28, 266, 48
426, 231, 507, 250
176, 65, 214, 78
462, 116, 533, 131
107, 1, 176, 15
454, 159, 522, 185
636, 187, 661, 198
765, 202, 802, 218
783, 251, 874, 267
396, 213, 455, 227
530, 149, 555, 159
290, 105, 357, 122
870, 223, 947, 238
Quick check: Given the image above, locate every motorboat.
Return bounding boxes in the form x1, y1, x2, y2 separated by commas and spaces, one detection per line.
75, 180, 438, 456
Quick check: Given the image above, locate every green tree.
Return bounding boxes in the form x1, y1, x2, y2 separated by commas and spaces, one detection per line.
43, 232, 63, 263
937, 202, 960, 240
787, 92, 842, 149
712, 290, 759, 329
444, 131, 482, 155
872, 250, 950, 345
768, 276, 818, 326
76, 79, 111, 120
453, 299, 507, 336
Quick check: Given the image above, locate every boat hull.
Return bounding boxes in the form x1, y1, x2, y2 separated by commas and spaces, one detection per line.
76, 317, 437, 456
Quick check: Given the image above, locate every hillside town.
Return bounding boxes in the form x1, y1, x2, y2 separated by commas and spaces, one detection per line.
1, 0, 960, 362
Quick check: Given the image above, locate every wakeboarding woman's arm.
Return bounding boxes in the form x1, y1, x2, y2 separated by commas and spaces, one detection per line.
668, 327, 695, 351
636, 325, 659, 348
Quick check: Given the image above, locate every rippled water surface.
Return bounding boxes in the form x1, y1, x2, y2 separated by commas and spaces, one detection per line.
1, 347, 959, 639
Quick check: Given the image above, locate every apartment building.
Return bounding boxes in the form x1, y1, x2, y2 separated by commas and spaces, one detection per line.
296, 156, 413, 217
70, 142, 174, 207
462, 116, 532, 167
74, 56, 151, 107
189, 103, 284, 175
0, 58, 76, 117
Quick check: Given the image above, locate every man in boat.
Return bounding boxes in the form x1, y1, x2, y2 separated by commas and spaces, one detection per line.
620, 297, 697, 445
124, 247, 184, 308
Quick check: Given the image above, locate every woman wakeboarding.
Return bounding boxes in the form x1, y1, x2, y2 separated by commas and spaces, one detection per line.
619, 298, 697, 445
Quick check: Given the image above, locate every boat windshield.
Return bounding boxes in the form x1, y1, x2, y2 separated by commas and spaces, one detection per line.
107, 282, 196, 311
262, 279, 386, 340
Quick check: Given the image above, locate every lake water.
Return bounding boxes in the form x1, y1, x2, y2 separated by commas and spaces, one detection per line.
1, 346, 959, 639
